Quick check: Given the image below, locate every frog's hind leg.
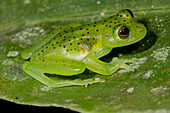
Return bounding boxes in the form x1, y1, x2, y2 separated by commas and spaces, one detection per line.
22, 58, 103, 87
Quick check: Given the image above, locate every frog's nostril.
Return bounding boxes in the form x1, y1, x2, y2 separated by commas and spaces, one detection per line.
137, 27, 144, 32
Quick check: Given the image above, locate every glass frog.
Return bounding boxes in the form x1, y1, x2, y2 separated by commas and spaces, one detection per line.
21, 9, 147, 87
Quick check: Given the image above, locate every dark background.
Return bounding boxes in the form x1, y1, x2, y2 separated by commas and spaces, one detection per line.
0, 99, 78, 113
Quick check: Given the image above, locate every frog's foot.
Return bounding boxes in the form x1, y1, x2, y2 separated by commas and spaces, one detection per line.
52, 78, 105, 87
111, 58, 139, 71
119, 58, 139, 71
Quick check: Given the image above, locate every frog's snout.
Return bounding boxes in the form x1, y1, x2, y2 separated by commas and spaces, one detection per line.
137, 23, 146, 32
136, 23, 147, 38
137, 26, 145, 32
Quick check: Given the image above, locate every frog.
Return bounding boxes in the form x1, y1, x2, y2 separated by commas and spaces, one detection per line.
21, 9, 147, 87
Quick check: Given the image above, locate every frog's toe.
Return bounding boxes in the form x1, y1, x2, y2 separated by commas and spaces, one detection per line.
120, 64, 135, 71
75, 78, 105, 85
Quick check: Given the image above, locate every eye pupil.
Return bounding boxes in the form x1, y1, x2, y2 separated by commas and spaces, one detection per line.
120, 27, 129, 35
118, 26, 129, 39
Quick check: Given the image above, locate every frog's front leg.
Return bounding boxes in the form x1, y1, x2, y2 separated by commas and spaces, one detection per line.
22, 57, 104, 87
83, 55, 136, 75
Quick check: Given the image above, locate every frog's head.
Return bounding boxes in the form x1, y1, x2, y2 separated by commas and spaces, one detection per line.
103, 9, 147, 48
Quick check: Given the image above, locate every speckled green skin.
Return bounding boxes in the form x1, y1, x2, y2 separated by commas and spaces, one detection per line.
21, 9, 147, 87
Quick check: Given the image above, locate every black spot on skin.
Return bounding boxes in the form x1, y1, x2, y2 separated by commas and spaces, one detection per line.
114, 18, 117, 20
87, 32, 89, 34
53, 47, 56, 49
82, 34, 84, 36
69, 39, 71, 42
59, 45, 61, 47
87, 39, 89, 41
93, 38, 95, 40
56, 42, 58, 44
102, 23, 105, 25
94, 22, 97, 24
80, 38, 83, 40
126, 15, 128, 17
42, 60, 44, 62
52, 32, 54, 34
114, 22, 116, 24
49, 42, 51, 44
64, 36, 66, 38
117, 14, 119, 16
118, 21, 120, 23
77, 43, 80, 45
120, 15, 122, 17
130, 21, 132, 23
93, 25, 96, 27
123, 20, 126, 22
110, 21, 112, 23
60, 35, 62, 37
70, 27, 73, 29
80, 28, 82, 30
46, 47, 48, 49
15, 97, 19, 99
63, 45, 66, 48
96, 29, 99, 32
86, 28, 88, 30
73, 37, 76, 38
70, 43, 72, 45
66, 49, 69, 51
105, 25, 108, 27
136, 26, 138, 27
63, 39, 65, 41
72, 30, 74, 32
110, 16, 113, 18
64, 30, 68, 33
41, 50, 43, 52
88, 24, 90, 26
109, 25, 111, 27
104, 20, 106, 22
38, 53, 40, 55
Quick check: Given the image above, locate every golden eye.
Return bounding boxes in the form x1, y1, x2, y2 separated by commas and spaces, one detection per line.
117, 26, 129, 39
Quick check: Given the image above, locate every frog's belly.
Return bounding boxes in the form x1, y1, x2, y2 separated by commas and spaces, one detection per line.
66, 52, 88, 61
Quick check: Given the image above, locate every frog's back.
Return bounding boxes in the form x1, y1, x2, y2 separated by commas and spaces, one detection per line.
30, 22, 104, 61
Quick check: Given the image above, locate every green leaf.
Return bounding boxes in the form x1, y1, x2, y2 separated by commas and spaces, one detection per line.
0, 0, 169, 113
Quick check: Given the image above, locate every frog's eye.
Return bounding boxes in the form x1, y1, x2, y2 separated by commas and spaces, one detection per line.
117, 26, 129, 39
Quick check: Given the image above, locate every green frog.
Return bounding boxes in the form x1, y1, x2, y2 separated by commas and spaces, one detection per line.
21, 9, 147, 87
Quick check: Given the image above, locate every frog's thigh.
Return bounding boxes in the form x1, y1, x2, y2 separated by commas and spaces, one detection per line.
31, 59, 86, 75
